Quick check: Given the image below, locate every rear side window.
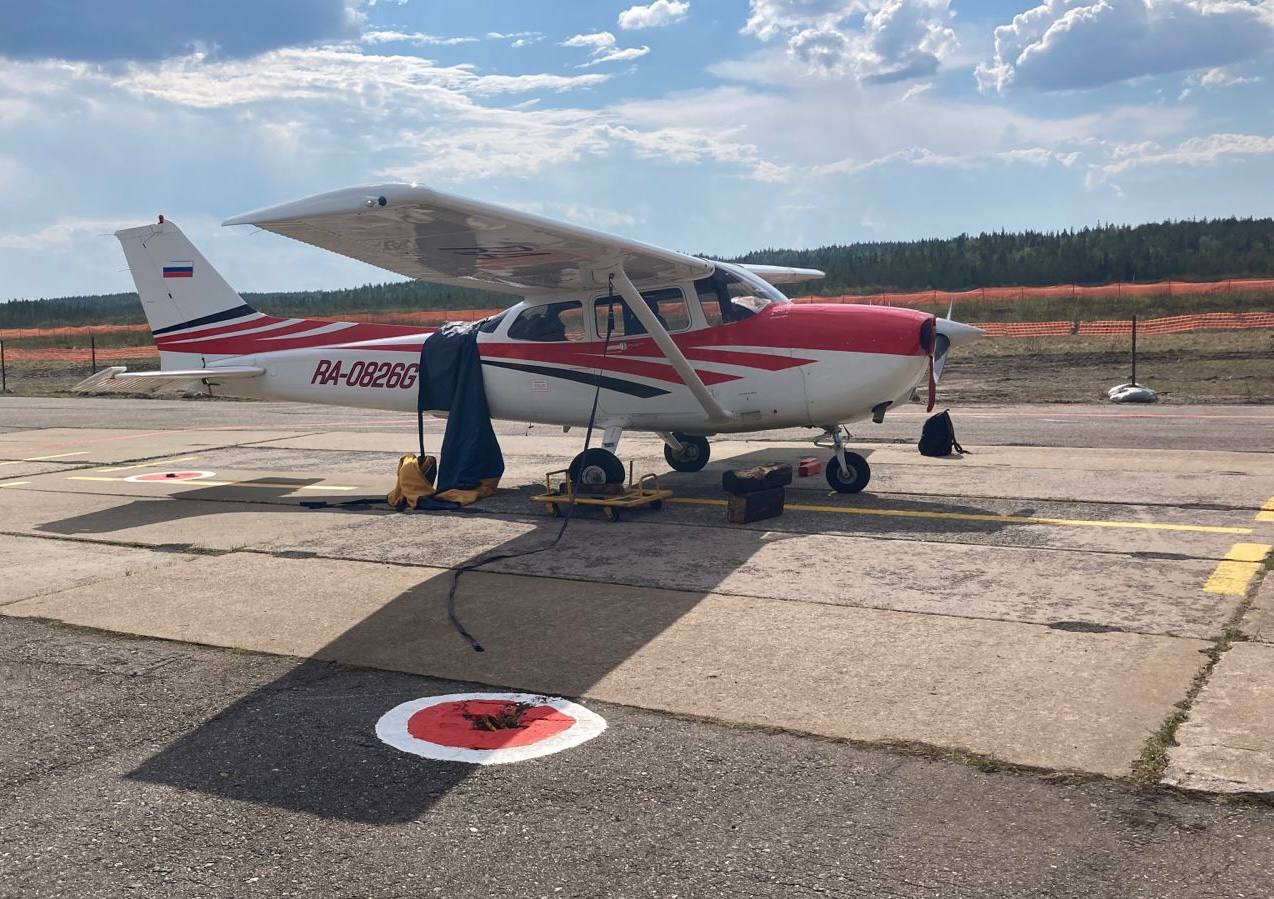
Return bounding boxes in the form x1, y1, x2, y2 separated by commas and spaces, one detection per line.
476, 310, 508, 334
594, 287, 690, 338
507, 301, 585, 342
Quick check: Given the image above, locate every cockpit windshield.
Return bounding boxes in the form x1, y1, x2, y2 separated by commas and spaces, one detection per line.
694, 263, 790, 325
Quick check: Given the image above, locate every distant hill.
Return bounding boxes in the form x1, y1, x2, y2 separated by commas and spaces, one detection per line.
4, 217, 1273, 328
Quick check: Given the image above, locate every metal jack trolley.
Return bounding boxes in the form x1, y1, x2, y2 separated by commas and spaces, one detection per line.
532, 462, 672, 522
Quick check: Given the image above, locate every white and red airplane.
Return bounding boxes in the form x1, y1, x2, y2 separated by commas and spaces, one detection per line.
83, 184, 983, 493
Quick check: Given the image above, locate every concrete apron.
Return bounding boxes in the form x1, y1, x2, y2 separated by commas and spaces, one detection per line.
1165, 574, 1274, 793
0, 472, 1248, 639
0, 551, 1209, 778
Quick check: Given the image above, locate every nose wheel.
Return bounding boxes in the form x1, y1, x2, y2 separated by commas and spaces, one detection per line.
826, 452, 870, 493
820, 424, 870, 493
662, 433, 710, 473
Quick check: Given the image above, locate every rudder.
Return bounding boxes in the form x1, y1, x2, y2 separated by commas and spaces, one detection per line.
115, 219, 260, 364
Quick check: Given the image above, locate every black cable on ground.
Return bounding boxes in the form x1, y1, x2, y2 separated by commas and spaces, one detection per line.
443, 274, 618, 652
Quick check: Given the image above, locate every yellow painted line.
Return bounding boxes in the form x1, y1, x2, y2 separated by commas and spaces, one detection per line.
1204, 543, 1272, 596
0, 451, 89, 466
96, 455, 201, 473
664, 496, 1253, 535
67, 475, 359, 492
0, 481, 31, 489
1257, 497, 1274, 523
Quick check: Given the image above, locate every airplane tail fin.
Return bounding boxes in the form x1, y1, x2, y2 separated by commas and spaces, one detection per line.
115, 219, 261, 365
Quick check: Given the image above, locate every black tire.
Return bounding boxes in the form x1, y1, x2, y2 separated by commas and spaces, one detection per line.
826, 452, 871, 494
569, 448, 625, 491
664, 434, 710, 472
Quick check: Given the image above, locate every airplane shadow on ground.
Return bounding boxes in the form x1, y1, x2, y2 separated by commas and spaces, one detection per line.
34, 478, 373, 536
34, 447, 1018, 824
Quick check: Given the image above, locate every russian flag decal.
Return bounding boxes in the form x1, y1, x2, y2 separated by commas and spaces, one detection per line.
163, 261, 194, 278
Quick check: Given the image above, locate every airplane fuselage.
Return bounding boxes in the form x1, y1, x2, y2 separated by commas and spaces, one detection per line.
157, 300, 934, 434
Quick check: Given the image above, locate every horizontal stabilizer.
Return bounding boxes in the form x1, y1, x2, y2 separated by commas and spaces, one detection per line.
738, 264, 825, 285
73, 365, 264, 394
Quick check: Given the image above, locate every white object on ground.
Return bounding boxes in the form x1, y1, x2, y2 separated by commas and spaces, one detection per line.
1108, 383, 1158, 403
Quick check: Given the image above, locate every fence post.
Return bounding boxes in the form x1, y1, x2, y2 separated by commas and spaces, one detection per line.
1, 339, 6, 393
91, 335, 97, 374
1131, 314, 1138, 386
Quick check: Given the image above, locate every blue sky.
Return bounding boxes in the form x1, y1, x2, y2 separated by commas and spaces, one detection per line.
1, 0, 1272, 299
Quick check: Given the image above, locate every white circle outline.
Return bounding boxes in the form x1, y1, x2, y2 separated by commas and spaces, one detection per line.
125, 470, 216, 483
375, 692, 607, 765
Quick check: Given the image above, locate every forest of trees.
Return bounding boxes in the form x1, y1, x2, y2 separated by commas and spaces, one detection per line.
3, 217, 1273, 328
732, 217, 1274, 293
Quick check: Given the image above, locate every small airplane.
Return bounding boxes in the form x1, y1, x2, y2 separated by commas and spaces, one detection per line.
85, 184, 983, 493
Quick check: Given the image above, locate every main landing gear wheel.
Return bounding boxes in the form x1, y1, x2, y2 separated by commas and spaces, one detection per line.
826, 452, 871, 494
568, 448, 625, 491
664, 434, 710, 473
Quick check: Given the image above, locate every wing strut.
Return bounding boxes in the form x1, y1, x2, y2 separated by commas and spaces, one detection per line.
611, 266, 736, 429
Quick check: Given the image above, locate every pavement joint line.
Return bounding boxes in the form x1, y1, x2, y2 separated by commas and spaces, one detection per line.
95, 455, 201, 473
1203, 543, 1273, 596
664, 496, 1254, 535
65, 475, 360, 491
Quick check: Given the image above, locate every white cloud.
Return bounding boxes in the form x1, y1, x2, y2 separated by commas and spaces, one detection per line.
113, 47, 609, 108
487, 31, 547, 47
898, 81, 932, 102
582, 46, 652, 66
618, 1, 690, 30
976, 0, 1274, 94
1188, 65, 1262, 88
511, 201, 639, 231
562, 32, 618, 51
743, 0, 857, 41
0, 217, 129, 251
361, 30, 478, 46
1096, 132, 1274, 177
561, 31, 651, 66
741, 0, 956, 83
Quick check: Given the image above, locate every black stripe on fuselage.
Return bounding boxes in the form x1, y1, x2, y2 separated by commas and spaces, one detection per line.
152, 304, 257, 337
481, 359, 671, 398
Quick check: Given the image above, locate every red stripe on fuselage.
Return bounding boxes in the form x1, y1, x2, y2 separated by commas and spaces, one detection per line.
157, 319, 426, 355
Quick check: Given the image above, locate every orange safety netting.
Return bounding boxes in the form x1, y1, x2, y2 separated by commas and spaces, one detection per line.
976, 312, 1274, 338
793, 278, 1274, 307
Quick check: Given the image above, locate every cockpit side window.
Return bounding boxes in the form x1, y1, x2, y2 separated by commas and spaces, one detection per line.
594, 287, 690, 338
695, 265, 789, 327
507, 301, 586, 342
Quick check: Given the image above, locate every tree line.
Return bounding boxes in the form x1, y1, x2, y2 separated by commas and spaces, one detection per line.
731, 217, 1274, 293
4, 216, 1273, 328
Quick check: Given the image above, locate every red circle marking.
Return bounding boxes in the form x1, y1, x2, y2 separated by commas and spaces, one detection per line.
406, 700, 575, 750
131, 471, 209, 482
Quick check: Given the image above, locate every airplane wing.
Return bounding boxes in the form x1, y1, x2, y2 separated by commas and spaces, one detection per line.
738, 264, 825, 285
223, 183, 714, 295
73, 366, 265, 395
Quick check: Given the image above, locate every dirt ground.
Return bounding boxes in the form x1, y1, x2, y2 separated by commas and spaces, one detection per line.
942, 330, 1274, 404
2, 330, 1272, 404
